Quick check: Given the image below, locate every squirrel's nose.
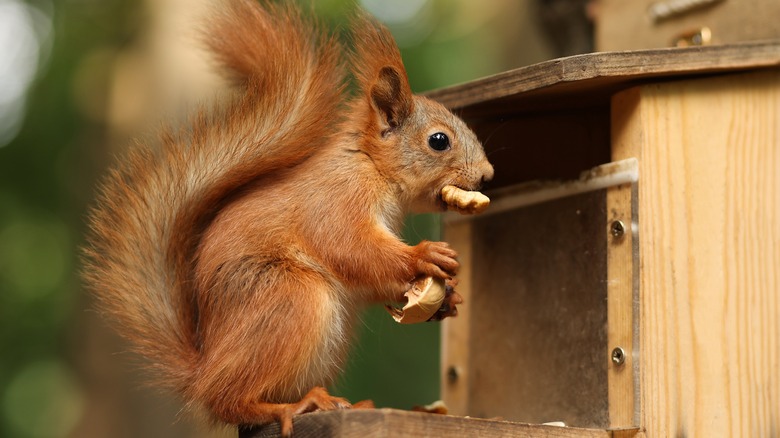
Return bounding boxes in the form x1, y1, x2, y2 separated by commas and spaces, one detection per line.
480, 161, 494, 184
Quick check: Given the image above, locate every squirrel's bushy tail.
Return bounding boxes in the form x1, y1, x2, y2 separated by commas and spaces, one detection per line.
83, 0, 345, 395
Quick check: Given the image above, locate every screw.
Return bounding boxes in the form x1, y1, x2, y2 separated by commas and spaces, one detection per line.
447, 366, 460, 384
610, 220, 626, 239
611, 347, 626, 366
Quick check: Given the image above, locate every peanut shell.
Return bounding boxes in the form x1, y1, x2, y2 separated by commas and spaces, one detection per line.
385, 277, 447, 324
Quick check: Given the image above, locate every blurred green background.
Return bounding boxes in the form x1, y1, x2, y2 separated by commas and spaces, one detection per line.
0, 0, 588, 436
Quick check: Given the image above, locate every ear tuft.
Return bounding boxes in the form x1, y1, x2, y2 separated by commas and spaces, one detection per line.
371, 66, 412, 132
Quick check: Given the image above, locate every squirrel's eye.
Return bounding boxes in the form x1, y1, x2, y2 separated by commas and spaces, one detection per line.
428, 132, 450, 151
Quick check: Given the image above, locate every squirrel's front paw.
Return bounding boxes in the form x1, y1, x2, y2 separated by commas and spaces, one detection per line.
412, 241, 459, 279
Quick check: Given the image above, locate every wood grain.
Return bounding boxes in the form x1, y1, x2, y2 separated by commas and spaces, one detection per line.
466, 191, 609, 427
239, 409, 640, 438
425, 41, 780, 116
605, 182, 639, 428
440, 220, 473, 416
611, 70, 780, 437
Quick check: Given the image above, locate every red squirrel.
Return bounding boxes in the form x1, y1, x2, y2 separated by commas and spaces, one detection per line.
83, 0, 493, 435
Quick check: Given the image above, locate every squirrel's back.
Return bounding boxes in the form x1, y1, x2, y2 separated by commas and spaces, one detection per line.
82, 0, 345, 394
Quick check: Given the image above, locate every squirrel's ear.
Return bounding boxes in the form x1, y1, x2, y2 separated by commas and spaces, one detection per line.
370, 66, 412, 132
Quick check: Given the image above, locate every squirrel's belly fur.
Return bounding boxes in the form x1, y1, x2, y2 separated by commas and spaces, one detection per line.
83, 0, 493, 430
192, 163, 361, 412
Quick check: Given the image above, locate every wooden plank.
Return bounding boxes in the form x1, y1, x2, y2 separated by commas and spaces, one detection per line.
468, 159, 639, 221
425, 41, 780, 117
239, 409, 641, 438
605, 181, 638, 428
611, 70, 780, 437
440, 220, 473, 416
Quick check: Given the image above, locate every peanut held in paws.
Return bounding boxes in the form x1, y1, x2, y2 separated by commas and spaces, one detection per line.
385, 277, 447, 324
441, 185, 490, 215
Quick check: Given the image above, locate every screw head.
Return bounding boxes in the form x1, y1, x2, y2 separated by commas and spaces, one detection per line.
446, 366, 460, 384
610, 220, 626, 238
611, 347, 626, 366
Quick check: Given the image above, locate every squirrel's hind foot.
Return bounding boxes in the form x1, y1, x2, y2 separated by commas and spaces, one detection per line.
241, 386, 374, 437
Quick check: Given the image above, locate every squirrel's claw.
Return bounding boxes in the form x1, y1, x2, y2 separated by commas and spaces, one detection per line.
270, 387, 358, 437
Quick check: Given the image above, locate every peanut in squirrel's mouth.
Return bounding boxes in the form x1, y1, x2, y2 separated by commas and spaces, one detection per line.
439, 185, 491, 215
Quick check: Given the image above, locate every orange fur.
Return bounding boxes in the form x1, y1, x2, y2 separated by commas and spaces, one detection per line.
83, 0, 493, 434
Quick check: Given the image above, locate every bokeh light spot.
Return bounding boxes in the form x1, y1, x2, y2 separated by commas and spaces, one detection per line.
3, 360, 85, 438
0, 216, 69, 299
0, 0, 53, 147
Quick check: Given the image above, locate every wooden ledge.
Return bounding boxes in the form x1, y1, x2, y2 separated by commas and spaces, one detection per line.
425, 39, 780, 116
239, 408, 641, 438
